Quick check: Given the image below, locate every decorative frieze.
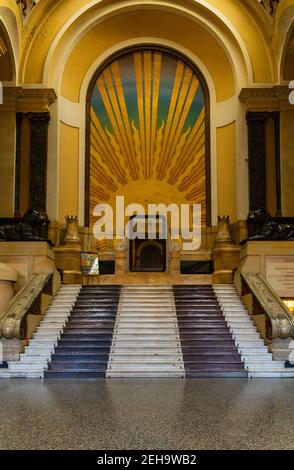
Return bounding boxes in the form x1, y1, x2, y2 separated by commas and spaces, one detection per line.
16, 1, 40, 20
1, 87, 57, 113
239, 86, 291, 111
258, 0, 280, 18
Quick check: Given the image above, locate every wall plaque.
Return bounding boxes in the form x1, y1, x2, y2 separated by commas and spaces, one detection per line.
266, 256, 294, 297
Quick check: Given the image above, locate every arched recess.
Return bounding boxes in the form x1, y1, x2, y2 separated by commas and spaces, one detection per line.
0, 21, 14, 82
275, 2, 294, 82
0, 10, 18, 217
0, 7, 19, 83
85, 46, 211, 229
281, 21, 294, 81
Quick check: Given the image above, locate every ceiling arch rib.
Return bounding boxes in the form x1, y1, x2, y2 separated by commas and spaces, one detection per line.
0, 6, 20, 82
21, 0, 254, 93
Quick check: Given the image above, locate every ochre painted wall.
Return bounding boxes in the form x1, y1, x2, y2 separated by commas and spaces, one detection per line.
0, 112, 15, 217
21, 0, 275, 86
59, 122, 79, 221
281, 110, 294, 217
60, 10, 235, 103
216, 122, 237, 222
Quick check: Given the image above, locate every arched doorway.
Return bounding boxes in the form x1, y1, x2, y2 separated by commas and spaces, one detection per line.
86, 46, 210, 267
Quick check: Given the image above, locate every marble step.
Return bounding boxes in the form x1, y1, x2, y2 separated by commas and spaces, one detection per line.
0, 370, 44, 378
249, 370, 294, 378
239, 346, 268, 353
8, 361, 48, 371
241, 353, 273, 364
22, 353, 53, 360
241, 354, 273, 361
229, 327, 258, 333
107, 364, 184, 371
245, 361, 285, 370
232, 332, 261, 338
235, 340, 266, 347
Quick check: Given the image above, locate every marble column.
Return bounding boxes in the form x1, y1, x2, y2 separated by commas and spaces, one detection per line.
14, 112, 23, 218
246, 112, 268, 213
271, 111, 282, 217
28, 112, 50, 214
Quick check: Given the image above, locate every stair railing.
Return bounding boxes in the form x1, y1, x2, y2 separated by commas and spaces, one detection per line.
241, 272, 294, 340
0, 273, 52, 340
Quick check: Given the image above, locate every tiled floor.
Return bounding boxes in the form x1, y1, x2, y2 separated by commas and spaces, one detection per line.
0, 379, 294, 450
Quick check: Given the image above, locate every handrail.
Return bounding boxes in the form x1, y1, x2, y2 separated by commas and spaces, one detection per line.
241, 272, 294, 340
0, 273, 52, 340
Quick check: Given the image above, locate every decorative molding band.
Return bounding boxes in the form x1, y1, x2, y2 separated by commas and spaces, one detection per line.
239, 86, 291, 111
242, 272, 294, 340
258, 0, 280, 18
16, 0, 40, 21
1, 87, 57, 112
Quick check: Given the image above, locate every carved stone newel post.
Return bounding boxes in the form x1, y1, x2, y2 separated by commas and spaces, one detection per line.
64, 216, 81, 246
54, 216, 82, 284
212, 216, 241, 284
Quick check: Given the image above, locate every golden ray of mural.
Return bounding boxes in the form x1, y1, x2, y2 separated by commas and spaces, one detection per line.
162, 67, 193, 172
90, 154, 118, 193
164, 78, 199, 178
105, 127, 132, 182
99, 72, 134, 180
89, 49, 208, 226
91, 108, 128, 185
144, 51, 152, 179
152, 119, 165, 179
168, 109, 205, 185
134, 52, 146, 178
176, 150, 205, 189
157, 61, 185, 179
164, 126, 191, 182
150, 52, 161, 177
96, 77, 133, 180
178, 153, 205, 192
110, 61, 139, 180
131, 121, 144, 178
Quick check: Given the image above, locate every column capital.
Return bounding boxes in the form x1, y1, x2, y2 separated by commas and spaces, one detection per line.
246, 111, 269, 122
27, 112, 50, 124
1, 87, 57, 113
240, 86, 291, 112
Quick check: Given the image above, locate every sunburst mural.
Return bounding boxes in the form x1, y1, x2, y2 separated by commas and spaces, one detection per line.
88, 49, 207, 227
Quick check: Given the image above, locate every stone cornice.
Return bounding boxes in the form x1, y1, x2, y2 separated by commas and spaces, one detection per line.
239, 86, 292, 111
0, 87, 57, 112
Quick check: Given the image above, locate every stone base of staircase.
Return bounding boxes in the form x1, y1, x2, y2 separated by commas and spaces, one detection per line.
1, 283, 293, 380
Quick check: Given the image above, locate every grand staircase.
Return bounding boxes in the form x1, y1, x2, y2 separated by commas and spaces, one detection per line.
1, 283, 293, 379
45, 286, 121, 378
107, 286, 184, 378
0, 285, 81, 378
173, 285, 247, 377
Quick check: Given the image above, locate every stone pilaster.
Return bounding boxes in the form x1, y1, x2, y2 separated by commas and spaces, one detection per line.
28, 112, 50, 214
246, 111, 268, 212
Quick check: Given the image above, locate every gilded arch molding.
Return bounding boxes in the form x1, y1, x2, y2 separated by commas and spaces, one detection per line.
21, 0, 257, 90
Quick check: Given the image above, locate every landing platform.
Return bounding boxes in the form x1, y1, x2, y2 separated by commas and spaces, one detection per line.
83, 273, 212, 285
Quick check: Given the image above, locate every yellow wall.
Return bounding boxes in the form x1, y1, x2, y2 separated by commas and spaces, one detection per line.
0, 112, 15, 217
60, 10, 235, 103
281, 110, 294, 217
216, 122, 237, 222
20, 0, 276, 87
59, 122, 79, 221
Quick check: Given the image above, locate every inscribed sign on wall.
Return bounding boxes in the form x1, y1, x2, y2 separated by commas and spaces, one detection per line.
266, 256, 294, 297
89, 49, 207, 227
